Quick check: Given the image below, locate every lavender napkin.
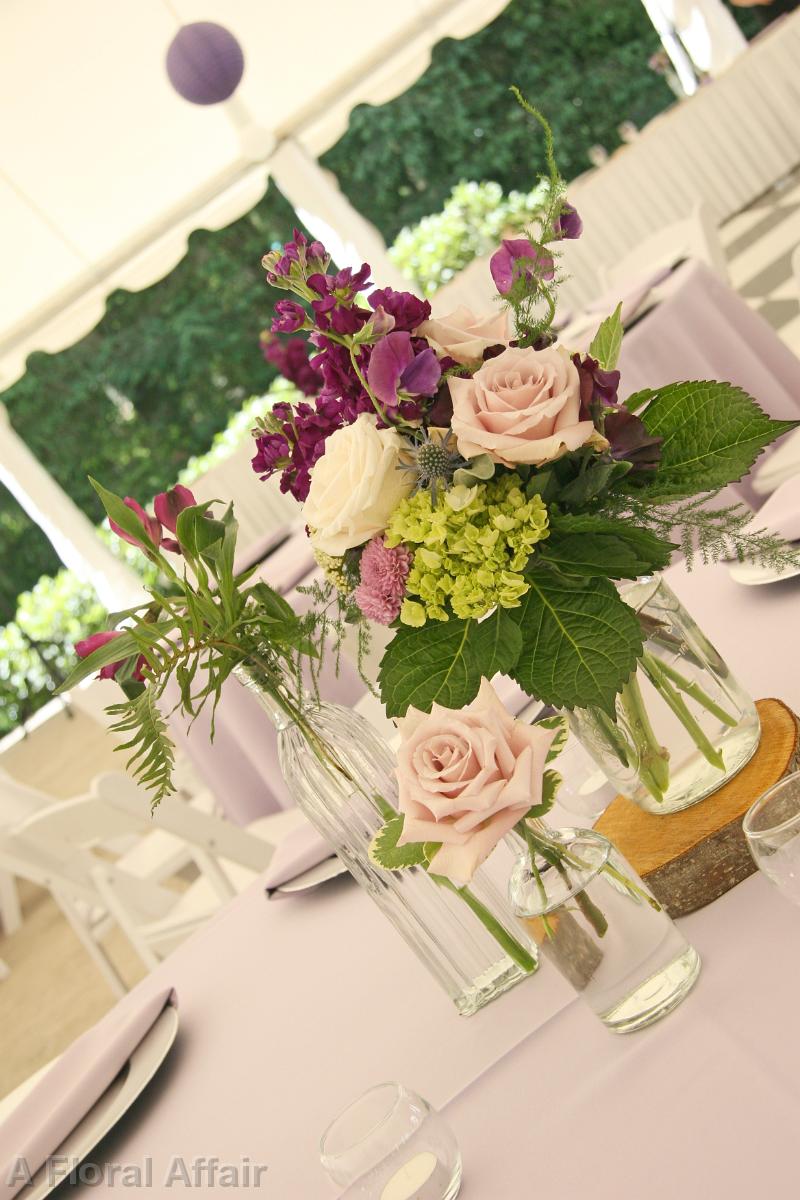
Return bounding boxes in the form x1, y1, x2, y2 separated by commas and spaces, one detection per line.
262, 823, 334, 893
0, 988, 176, 1200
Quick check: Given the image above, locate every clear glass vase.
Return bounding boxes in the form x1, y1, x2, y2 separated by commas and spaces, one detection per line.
508, 824, 701, 1033
569, 575, 760, 814
237, 672, 538, 1015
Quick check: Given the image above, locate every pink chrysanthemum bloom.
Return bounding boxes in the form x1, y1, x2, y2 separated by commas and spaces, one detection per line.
354, 537, 412, 625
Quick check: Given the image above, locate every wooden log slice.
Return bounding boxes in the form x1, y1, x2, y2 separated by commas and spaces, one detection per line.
594, 699, 800, 918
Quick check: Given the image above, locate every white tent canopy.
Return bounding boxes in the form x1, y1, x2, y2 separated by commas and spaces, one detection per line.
0, 0, 509, 392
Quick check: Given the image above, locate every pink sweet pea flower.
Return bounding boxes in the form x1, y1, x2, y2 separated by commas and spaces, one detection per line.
367, 331, 441, 408
490, 238, 555, 296
75, 630, 146, 681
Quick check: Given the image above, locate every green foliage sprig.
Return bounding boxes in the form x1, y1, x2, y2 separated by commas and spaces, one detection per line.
58, 481, 350, 807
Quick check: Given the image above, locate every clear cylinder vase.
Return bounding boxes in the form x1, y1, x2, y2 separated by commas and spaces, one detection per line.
238, 674, 538, 1015
569, 575, 760, 814
508, 826, 701, 1033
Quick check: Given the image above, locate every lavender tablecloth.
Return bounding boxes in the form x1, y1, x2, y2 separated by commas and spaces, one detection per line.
619, 259, 800, 506
36, 558, 800, 1197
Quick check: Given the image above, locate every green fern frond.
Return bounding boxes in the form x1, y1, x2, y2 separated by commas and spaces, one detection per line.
107, 688, 176, 810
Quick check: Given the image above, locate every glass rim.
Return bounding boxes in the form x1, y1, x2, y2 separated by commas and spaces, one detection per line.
743, 770, 800, 840
319, 1081, 404, 1164
514, 829, 612, 916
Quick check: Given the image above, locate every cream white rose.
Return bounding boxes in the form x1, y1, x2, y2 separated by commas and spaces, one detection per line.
417, 305, 509, 365
304, 413, 414, 556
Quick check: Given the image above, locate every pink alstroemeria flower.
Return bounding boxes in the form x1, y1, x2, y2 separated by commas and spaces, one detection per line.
109, 498, 163, 553
75, 630, 147, 681
367, 331, 441, 408
154, 485, 196, 553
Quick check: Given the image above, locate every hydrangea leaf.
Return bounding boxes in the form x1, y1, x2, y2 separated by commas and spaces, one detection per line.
369, 816, 428, 870
588, 302, 623, 370
379, 618, 482, 717
637, 381, 798, 501
471, 607, 523, 680
508, 572, 643, 715
540, 514, 677, 579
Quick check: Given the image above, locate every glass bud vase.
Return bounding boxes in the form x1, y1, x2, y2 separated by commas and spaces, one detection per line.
238, 674, 538, 1015
508, 825, 701, 1033
569, 575, 760, 814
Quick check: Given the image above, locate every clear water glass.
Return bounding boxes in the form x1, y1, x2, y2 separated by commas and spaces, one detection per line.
744, 771, 800, 904
509, 829, 701, 1033
320, 1082, 462, 1199
570, 575, 760, 815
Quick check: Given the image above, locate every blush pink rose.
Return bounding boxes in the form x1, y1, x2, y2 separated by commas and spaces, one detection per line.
417, 305, 509, 365
449, 344, 599, 467
396, 679, 557, 887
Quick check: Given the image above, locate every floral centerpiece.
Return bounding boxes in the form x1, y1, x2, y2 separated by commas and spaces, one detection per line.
252, 92, 798, 813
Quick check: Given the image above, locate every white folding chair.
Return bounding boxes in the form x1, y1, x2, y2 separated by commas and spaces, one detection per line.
0, 789, 285, 987
599, 201, 729, 291
0, 770, 53, 936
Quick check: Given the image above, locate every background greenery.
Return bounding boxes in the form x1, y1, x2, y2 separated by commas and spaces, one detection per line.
0, 0, 768, 729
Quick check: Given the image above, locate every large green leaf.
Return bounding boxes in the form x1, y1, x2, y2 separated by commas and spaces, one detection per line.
470, 607, 523, 679
588, 302, 623, 370
508, 571, 643, 714
557, 459, 631, 507
540, 513, 677, 579
379, 618, 481, 718
638, 381, 798, 501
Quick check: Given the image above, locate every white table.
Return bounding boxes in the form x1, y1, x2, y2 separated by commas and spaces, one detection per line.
41, 556, 800, 1197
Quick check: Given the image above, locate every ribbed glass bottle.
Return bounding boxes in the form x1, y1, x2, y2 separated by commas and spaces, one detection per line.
239, 675, 538, 1016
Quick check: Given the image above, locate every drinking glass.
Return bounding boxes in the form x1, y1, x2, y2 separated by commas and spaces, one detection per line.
744, 771, 800, 904
320, 1082, 462, 1199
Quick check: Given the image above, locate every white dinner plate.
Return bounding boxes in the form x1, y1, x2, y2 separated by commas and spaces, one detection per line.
728, 558, 800, 586
0, 1003, 178, 1199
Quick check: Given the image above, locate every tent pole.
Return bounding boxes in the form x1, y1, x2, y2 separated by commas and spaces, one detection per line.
268, 137, 411, 290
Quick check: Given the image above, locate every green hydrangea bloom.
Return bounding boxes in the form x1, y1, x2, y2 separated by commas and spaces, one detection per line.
385, 474, 549, 624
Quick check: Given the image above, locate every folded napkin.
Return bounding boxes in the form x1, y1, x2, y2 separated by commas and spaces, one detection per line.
0, 988, 176, 1200
751, 474, 800, 543
262, 822, 334, 893
752, 427, 800, 497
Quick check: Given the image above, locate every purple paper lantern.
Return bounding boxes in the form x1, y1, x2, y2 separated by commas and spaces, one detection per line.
166, 22, 244, 106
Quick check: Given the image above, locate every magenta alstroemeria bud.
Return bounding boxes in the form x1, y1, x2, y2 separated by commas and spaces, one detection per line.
154, 485, 196, 535
75, 630, 148, 681
109, 498, 163, 551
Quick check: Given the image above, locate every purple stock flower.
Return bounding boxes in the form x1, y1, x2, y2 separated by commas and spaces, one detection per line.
252, 399, 341, 502
555, 202, 583, 240
368, 287, 431, 332
367, 332, 442, 408
271, 300, 307, 334
490, 238, 555, 296
261, 333, 323, 396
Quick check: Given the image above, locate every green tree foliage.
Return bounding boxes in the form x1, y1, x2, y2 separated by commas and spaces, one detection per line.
0, 185, 300, 621
0, 571, 106, 734
321, 0, 672, 242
